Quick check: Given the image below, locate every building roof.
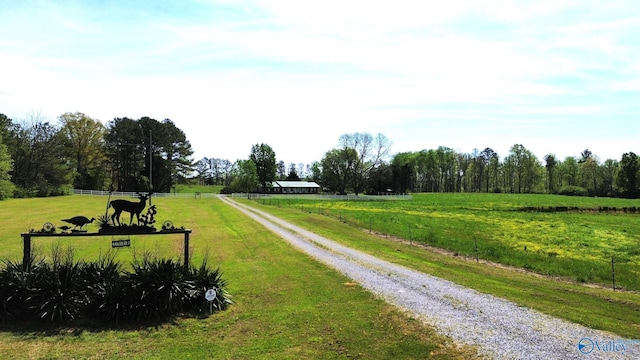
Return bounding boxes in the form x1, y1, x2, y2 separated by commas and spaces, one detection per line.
272, 181, 320, 188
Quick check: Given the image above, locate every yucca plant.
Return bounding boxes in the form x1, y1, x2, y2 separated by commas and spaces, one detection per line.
0, 256, 49, 323
26, 247, 91, 323
95, 214, 111, 228
2, 248, 232, 325
124, 254, 195, 322
186, 257, 232, 313
84, 251, 126, 323
0, 259, 28, 322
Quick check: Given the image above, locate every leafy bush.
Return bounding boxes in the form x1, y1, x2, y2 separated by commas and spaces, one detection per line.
558, 185, 588, 197
0, 179, 14, 200
12, 186, 38, 198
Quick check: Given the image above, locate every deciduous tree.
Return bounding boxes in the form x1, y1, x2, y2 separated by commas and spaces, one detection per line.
338, 133, 391, 195
58, 112, 107, 189
321, 148, 357, 194
578, 149, 598, 194
559, 157, 579, 187
599, 159, 618, 197
309, 161, 322, 183
390, 152, 413, 194
480, 148, 497, 192
618, 152, 639, 198
367, 162, 393, 194
544, 154, 558, 193
9, 115, 72, 196
0, 113, 11, 144
250, 143, 277, 192
277, 160, 286, 180
0, 132, 14, 199
231, 159, 258, 194
503, 144, 541, 193
436, 146, 458, 192
0, 114, 15, 199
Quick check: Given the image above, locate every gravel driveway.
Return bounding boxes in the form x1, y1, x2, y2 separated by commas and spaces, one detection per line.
220, 196, 637, 359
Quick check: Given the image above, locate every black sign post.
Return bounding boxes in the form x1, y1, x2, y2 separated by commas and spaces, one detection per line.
22, 234, 31, 271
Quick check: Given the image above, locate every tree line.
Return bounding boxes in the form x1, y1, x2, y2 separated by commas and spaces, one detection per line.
387, 145, 638, 198
195, 133, 391, 196
219, 133, 640, 199
2, 112, 640, 200
0, 112, 193, 199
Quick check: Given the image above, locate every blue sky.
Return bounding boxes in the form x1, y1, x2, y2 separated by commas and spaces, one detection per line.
1, 1, 638, 165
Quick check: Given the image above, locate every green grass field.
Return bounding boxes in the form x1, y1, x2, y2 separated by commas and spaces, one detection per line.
258, 193, 640, 290
173, 184, 223, 194
240, 193, 640, 338
3, 193, 640, 358
0, 195, 478, 359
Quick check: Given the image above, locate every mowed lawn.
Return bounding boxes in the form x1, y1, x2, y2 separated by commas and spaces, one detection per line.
0, 196, 478, 359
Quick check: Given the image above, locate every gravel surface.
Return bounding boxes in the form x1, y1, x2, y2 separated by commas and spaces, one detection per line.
221, 196, 637, 359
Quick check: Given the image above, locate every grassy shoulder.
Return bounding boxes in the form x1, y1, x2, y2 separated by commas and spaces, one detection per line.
237, 197, 640, 339
0, 196, 479, 359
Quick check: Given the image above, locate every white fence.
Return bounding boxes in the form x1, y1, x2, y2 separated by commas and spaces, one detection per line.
73, 189, 411, 201
72, 189, 219, 199
230, 193, 412, 201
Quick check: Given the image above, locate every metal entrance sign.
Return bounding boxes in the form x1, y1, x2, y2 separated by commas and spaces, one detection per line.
21, 229, 192, 271
21, 191, 193, 270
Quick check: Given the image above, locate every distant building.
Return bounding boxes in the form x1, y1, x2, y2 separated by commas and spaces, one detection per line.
267, 181, 320, 194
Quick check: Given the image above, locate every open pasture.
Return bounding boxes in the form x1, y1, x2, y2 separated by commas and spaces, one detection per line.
259, 193, 640, 291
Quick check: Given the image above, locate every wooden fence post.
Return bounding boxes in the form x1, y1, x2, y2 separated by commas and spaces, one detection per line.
474, 238, 479, 263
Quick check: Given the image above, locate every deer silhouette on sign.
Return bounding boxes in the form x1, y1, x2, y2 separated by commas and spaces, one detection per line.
110, 193, 151, 226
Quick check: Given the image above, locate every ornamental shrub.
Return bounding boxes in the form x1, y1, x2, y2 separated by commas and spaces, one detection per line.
0, 250, 231, 325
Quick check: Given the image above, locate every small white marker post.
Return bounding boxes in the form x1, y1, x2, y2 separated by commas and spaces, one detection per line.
205, 289, 217, 314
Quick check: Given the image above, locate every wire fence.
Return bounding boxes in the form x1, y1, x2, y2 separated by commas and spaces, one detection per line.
258, 200, 634, 292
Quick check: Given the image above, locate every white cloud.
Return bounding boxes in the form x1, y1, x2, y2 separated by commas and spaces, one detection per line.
0, 0, 638, 165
